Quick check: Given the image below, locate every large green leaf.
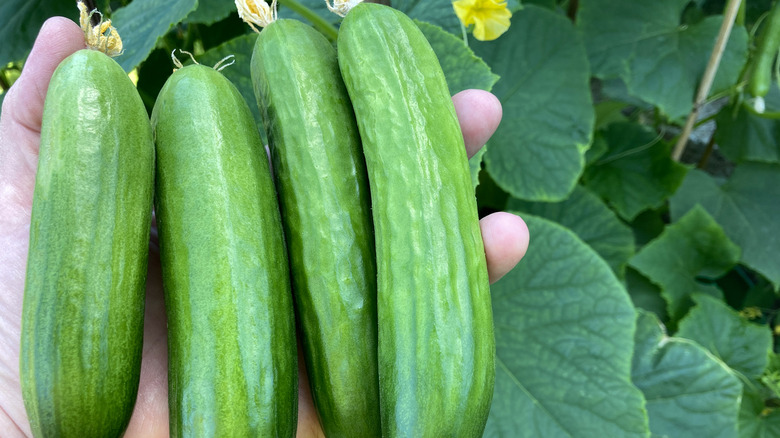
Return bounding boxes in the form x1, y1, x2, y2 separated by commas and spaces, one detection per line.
186, 0, 235, 24
415, 20, 499, 95
277, 0, 340, 30
112, 0, 199, 72
670, 164, 780, 289
739, 390, 780, 438
484, 215, 649, 437
583, 122, 689, 221
632, 311, 742, 438
677, 294, 772, 379
629, 206, 741, 323
394, 0, 462, 34
715, 101, 780, 164
0, 0, 75, 66
507, 185, 635, 278
578, 0, 748, 120
472, 5, 594, 201
197, 33, 261, 131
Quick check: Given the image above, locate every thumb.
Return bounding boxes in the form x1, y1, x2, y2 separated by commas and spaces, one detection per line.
0, 16, 84, 216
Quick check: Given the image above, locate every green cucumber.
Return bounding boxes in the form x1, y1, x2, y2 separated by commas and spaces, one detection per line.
151, 63, 297, 436
337, 3, 494, 436
250, 19, 380, 436
749, 0, 780, 98
21, 49, 154, 437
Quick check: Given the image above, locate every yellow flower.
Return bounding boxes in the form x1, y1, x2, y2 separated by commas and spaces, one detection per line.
453, 0, 512, 41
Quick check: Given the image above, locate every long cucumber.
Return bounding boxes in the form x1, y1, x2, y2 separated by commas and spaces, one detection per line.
21, 47, 154, 437
337, 3, 495, 437
249, 17, 380, 437
151, 62, 297, 437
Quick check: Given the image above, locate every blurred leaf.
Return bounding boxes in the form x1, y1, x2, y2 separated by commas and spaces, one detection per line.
112, 0, 198, 72
670, 164, 780, 289
677, 294, 772, 379
583, 122, 688, 221
473, 6, 594, 201
186, 0, 234, 24
739, 390, 780, 438
626, 268, 668, 322
277, 0, 340, 30
715, 100, 780, 164
469, 147, 486, 190
579, 0, 748, 120
484, 215, 649, 437
632, 310, 742, 438
197, 33, 261, 131
629, 206, 741, 323
394, 0, 462, 34
415, 20, 499, 94
0, 0, 75, 66
507, 185, 635, 278
594, 100, 630, 131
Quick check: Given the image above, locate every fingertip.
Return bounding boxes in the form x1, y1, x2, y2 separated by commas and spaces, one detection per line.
452, 89, 502, 158
480, 211, 529, 284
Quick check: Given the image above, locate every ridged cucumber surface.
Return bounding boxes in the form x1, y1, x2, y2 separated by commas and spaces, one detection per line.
151, 64, 297, 437
338, 3, 495, 436
21, 49, 154, 438
250, 19, 380, 437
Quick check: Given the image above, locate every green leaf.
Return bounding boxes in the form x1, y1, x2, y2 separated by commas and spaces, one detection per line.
197, 33, 262, 132
0, 0, 75, 65
415, 20, 499, 95
677, 294, 772, 379
112, 0, 199, 72
186, 0, 235, 24
472, 5, 594, 201
579, 0, 748, 120
582, 122, 689, 221
626, 268, 668, 322
715, 101, 780, 164
629, 205, 741, 323
632, 310, 742, 438
484, 215, 649, 437
469, 147, 486, 190
739, 390, 780, 438
277, 0, 340, 30
507, 185, 635, 278
670, 164, 780, 289
394, 0, 462, 34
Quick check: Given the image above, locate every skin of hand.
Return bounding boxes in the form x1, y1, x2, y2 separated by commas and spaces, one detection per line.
0, 17, 529, 438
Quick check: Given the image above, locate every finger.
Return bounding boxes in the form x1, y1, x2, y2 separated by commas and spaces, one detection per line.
0, 17, 84, 214
480, 212, 529, 284
452, 89, 502, 158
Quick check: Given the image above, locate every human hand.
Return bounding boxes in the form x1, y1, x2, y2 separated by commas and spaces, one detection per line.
0, 17, 528, 438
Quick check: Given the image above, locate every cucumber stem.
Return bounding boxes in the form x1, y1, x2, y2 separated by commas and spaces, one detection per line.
285, 0, 339, 41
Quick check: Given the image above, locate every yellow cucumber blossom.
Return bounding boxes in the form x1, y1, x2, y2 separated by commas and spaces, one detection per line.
453, 0, 512, 41
236, 0, 277, 32
77, 0, 123, 56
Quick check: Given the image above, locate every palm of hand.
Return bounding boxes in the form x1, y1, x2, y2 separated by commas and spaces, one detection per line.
0, 17, 527, 438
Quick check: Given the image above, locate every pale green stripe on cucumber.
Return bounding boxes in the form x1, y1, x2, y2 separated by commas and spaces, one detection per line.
338, 3, 494, 437
250, 18, 380, 437
21, 49, 154, 438
152, 63, 297, 437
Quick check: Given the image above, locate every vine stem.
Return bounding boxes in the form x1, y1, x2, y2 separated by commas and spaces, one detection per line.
672, 0, 742, 161
282, 0, 339, 42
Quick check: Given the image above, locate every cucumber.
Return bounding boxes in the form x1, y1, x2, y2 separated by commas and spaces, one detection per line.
151, 63, 297, 437
250, 19, 380, 436
749, 1, 780, 98
20, 49, 154, 437
337, 3, 495, 436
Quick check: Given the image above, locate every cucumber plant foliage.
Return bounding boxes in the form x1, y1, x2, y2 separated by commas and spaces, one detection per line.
4, 0, 780, 436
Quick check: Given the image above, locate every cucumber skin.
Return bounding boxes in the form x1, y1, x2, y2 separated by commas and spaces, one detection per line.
21, 49, 154, 438
338, 4, 495, 437
151, 64, 297, 437
749, 2, 780, 98
250, 19, 380, 437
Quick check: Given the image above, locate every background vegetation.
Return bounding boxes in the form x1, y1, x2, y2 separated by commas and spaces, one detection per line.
2, 0, 779, 436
